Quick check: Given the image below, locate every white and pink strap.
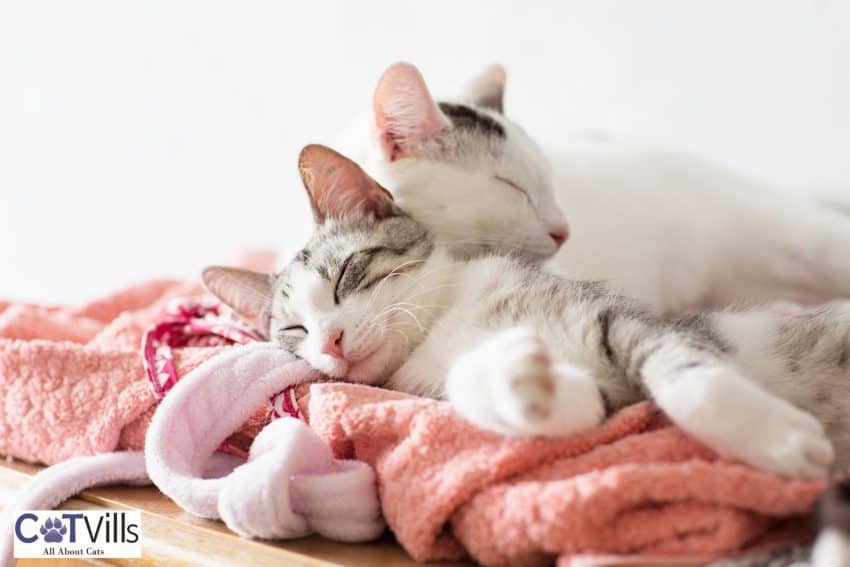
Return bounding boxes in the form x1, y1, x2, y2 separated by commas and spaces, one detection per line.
141, 297, 305, 455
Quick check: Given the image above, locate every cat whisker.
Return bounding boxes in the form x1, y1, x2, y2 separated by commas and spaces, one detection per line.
380, 306, 426, 332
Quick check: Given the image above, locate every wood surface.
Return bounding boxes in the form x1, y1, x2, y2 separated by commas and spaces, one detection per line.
0, 461, 473, 567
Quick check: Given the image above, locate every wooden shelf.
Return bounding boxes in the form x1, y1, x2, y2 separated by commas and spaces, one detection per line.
0, 461, 474, 566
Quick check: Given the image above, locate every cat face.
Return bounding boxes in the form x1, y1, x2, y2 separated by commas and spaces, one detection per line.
365, 63, 568, 261
204, 145, 434, 383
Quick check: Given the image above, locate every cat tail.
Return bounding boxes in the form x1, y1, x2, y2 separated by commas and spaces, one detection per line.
0, 451, 148, 567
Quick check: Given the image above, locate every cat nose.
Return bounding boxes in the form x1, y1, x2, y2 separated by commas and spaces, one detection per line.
549, 225, 569, 249
321, 329, 345, 359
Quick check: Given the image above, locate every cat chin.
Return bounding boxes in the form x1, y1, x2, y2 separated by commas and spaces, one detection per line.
310, 357, 350, 379
344, 338, 403, 385
302, 337, 402, 383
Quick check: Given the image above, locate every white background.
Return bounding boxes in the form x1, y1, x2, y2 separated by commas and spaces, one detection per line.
1, 1, 848, 302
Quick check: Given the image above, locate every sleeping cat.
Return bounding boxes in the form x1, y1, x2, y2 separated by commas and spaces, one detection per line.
331, 61, 569, 264
209, 144, 849, 480
330, 61, 850, 313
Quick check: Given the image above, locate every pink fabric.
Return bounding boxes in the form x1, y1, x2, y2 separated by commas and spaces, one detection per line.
0, 279, 214, 464
299, 383, 825, 567
141, 297, 302, 457
0, 253, 278, 465
143, 297, 262, 398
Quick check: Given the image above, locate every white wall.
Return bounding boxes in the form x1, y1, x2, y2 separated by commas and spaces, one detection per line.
1, 1, 848, 302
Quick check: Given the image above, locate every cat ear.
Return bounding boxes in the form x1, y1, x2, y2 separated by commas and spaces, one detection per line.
298, 144, 397, 222
465, 64, 506, 113
202, 266, 274, 334
372, 62, 450, 161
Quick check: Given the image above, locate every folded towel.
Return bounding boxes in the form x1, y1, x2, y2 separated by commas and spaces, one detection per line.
299, 383, 824, 566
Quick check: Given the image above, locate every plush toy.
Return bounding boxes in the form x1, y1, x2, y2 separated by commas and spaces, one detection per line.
145, 341, 384, 541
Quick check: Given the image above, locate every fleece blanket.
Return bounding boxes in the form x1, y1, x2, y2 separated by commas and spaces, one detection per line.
292, 383, 824, 566
0, 252, 276, 465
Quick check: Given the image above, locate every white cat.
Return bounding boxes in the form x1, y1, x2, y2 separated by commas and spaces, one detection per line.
329, 62, 850, 313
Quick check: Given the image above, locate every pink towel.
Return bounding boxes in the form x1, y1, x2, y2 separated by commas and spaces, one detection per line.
298, 383, 824, 566
0, 251, 278, 465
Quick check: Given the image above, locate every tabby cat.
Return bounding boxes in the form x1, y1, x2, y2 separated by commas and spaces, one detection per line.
210, 144, 847, 480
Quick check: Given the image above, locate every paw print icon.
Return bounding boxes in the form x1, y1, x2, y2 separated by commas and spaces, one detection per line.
39, 517, 67, 543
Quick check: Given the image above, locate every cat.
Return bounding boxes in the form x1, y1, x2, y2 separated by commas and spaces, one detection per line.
329, 61, 850, 314
209, 144, 849, 480
330, 61, 569, 265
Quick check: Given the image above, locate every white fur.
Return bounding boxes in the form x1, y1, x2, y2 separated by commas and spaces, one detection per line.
281, 245, 836, 479
324, 68, 850, 314
445, 326, 605, 437
548, 146, 850, 312
283, 266, 354, 377
335, 110, 567, 264
278, 250, 610, 440
813, 528, 850, 567
645, 350, 833, 478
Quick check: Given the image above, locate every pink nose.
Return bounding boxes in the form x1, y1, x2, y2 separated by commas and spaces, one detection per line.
549, 225, 569, 249
321, 329, 345, 359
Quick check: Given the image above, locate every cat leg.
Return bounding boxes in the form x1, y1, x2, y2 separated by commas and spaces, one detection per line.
641, 339, 834, 479
444, 326, 606, 437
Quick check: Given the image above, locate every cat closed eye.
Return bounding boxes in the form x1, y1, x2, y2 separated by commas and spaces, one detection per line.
282, 325, 307, 334
335, 249, 385, 303
359, 271, 397, 293
494, 175, 531, 204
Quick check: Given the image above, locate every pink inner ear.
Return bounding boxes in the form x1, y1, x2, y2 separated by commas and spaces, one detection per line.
202, 267, 273, 332
373, 62, 449, 161
299, 145, 396, 221
466, 64, 506, 112
312, 164, 394, 219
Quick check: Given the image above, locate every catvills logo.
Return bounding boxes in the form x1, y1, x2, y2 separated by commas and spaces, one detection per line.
13, 510, 141, 559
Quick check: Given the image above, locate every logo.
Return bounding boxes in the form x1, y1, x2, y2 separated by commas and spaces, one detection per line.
39, 517, 67, 542
13, 510, 141, 559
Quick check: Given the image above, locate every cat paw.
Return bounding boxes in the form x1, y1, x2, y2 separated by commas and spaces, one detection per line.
730, 404, 834, 479
655, 369, 834, 479
490, 327, 557, 429
446, 327, 604, 437
446, 327, 551, 435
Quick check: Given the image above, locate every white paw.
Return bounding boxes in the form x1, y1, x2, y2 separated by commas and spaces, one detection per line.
659, 371, 834, 479
446, 327, 604, 437
490, 328, 563, 433
727, 402, 834, 479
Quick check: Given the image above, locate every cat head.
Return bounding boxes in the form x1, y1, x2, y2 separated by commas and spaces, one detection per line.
365, 62, 568, 261
204, 145, 436, 383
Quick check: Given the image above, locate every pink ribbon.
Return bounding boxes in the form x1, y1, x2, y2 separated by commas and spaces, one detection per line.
142, 297, 304, 455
